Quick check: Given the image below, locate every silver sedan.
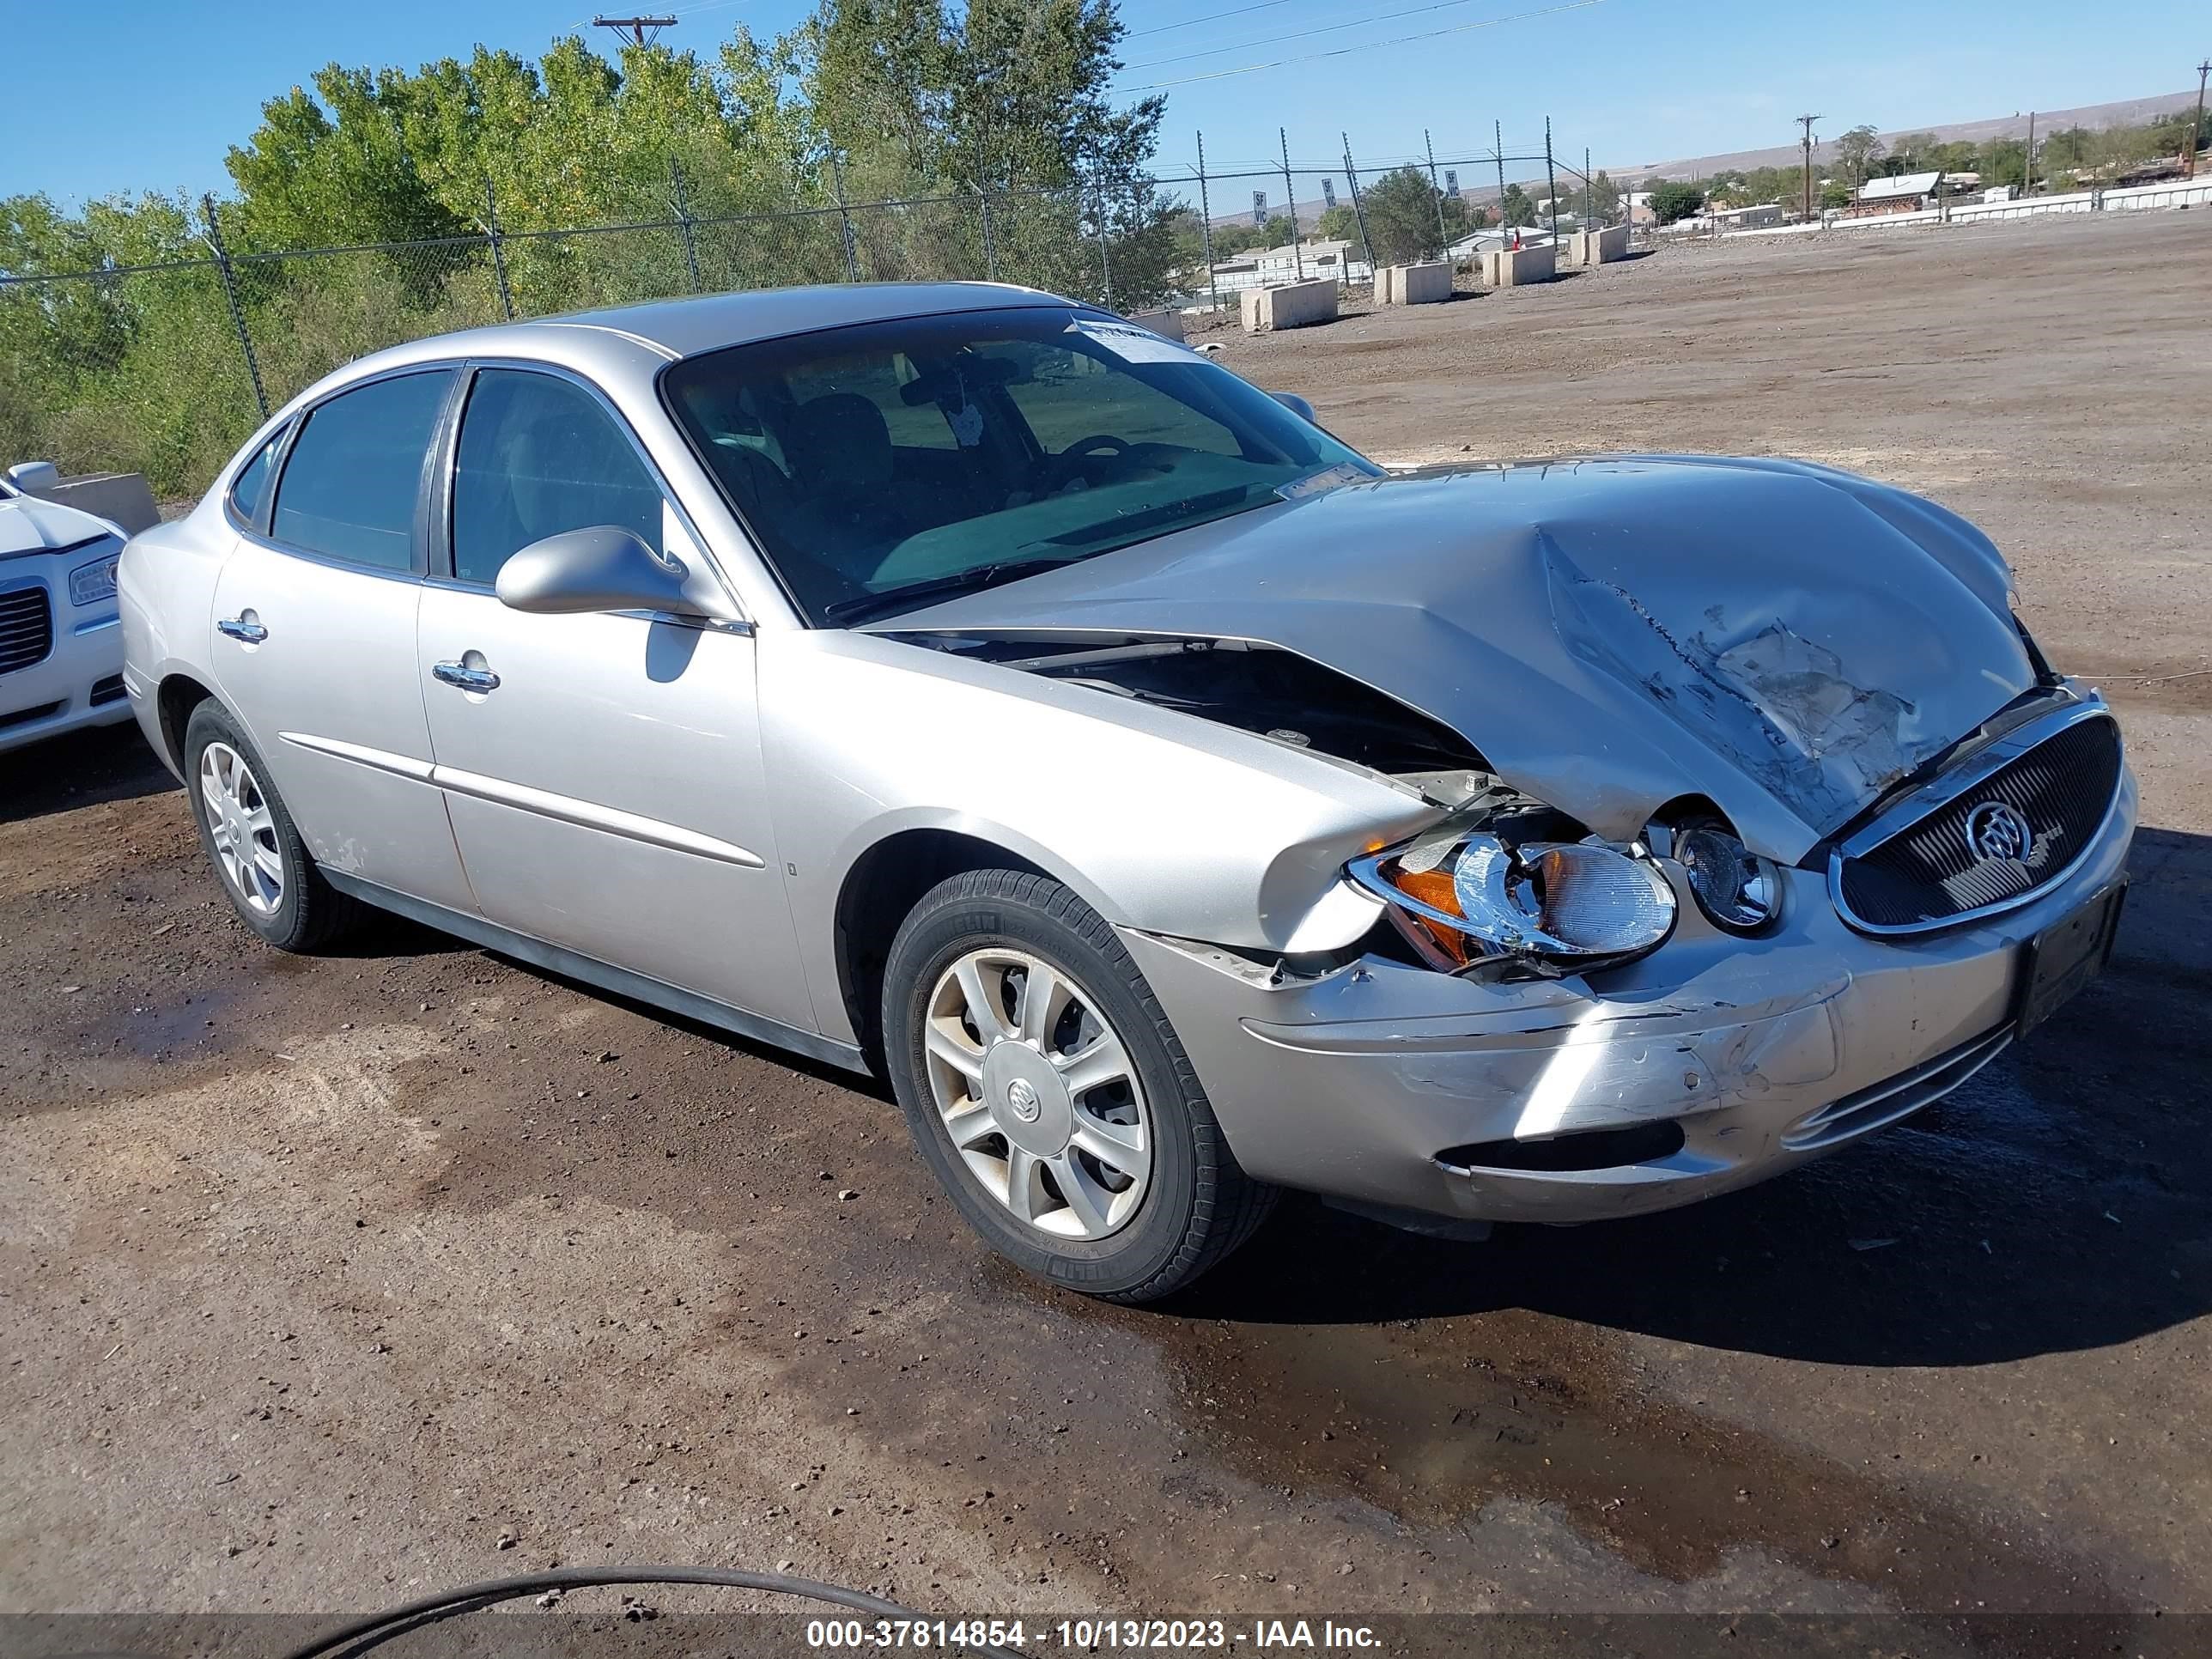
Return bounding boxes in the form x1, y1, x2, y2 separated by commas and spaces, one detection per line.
118, 283, 2134, 1301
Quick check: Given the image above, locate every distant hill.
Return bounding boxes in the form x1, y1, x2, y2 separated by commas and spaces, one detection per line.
1619, 88, 2203, 182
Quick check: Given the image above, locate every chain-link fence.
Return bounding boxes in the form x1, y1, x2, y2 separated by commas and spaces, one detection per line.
2, 126, 1602, 504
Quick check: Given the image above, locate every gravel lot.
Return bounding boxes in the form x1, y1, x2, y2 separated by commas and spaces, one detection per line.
3, 210, 2208, 1650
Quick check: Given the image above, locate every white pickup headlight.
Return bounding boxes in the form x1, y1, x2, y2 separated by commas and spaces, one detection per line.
1352, 830, 1675, 969
68, 545, 121, 606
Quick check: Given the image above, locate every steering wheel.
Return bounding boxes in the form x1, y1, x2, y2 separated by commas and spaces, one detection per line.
1034, 433, 1134, 493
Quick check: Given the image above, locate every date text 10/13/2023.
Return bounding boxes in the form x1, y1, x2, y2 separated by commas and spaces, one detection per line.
805, 1619, 1383, 1650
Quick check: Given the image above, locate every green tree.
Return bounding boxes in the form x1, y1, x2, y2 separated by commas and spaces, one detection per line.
1357, 166, 1468, 262
1499, 181, 1537, 228
1316, 203, 1363, 248
1647, 180, 1705, 224
1832, 124, 1884, 190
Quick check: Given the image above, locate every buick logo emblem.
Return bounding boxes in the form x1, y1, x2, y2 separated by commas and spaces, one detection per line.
1966, 800, 2033, 863
1006, 1079, 1042, 1123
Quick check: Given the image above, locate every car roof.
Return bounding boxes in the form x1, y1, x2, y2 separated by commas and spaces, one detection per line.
283, 282, 1076, 417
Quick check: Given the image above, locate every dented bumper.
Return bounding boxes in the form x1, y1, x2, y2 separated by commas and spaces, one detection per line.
1117, 766, 2136, 1226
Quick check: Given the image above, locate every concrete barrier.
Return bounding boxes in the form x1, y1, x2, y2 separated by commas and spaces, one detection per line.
1835, 207, 1946, 231
1240, 277, 1339, 332
1950, 189, 2096, 222
1123, 307, 1186, 341
1562, 225, 1630, 266
27, 471, 161, 534
1376, 262, 1451, 303
2101, 179, 2212, 212
1481, 245, 1556, 286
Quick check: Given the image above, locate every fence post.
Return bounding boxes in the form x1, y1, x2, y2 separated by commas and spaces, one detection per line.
829, 151, 860, 283
1584, 147, 1594, 228
1425, 129, 1449, 252
670, 156, 703, 294
483, 178, 515, 319
1195, 133, 1221, 315
1279, 129, 1304, 281
1091, 179, 1115, 309
200, 195, 269, 422
978, 188, 996, 281
1494, 121, 1508, 229
1545, 117, 1559, 240
1340, 135, 1374, 277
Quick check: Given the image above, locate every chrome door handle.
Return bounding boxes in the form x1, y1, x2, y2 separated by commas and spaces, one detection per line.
216, 616, 268, 644
432, 660, 501, 693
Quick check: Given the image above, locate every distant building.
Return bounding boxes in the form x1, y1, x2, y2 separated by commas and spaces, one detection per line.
1854, 170, 1946, 215
1206, 239, 1365, 292
1711, 203, 1785, 231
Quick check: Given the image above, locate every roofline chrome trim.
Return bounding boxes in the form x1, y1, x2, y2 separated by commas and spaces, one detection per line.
1827, 696, 2122, 937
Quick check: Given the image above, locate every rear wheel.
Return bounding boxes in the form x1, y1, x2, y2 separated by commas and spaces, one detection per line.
182, 701, 366, 952
883, 868, 1275, 1303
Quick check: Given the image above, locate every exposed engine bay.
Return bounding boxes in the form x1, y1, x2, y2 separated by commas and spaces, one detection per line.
889, 631, 1490, 795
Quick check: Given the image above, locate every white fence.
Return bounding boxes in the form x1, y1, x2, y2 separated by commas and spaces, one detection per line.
1950, 189, 2097, 223
1710, 178, 2208, 243
2101, 177, 2212, 212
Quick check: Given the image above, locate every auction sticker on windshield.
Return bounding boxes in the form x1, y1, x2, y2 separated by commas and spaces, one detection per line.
1068, 318, 1200, 364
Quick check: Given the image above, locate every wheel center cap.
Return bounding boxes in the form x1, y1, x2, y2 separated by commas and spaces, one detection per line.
979, 1042, 1074, 1157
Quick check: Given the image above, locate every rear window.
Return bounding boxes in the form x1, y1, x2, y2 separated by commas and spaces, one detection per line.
272, 371, 454, 570
227, 429, 284, 526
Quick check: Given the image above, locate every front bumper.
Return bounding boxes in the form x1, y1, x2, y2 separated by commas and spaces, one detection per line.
0, 562, 131, 754
1121, 766, 2136, 1226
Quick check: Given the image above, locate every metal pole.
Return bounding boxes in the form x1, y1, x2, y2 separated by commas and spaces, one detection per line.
2024, 111, 2037, 195
1494, 120, 1509, 229
1340, 134, 1374, 279
670, 155, 702, 294
1279, 128, 1303, 280
483, 177, 515, 319
201, 195, 268, 421
1584, 146, 1594, 226
2191, 61, 2209, 179
1425, 128, 1449, 253
1092, 179, 1114, 309
1196, 133, 1221, 315
978, 188, 996, 281
1545, 117, 1559, 240
829, 150, 860, 282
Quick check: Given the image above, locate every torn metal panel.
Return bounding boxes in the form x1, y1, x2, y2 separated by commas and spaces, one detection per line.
881, 457, 2039, 861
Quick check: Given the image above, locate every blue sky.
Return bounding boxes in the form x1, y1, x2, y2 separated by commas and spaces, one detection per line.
4, 0, 2203, 208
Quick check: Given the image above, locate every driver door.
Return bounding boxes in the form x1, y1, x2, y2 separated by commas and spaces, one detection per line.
414, 365, 812, 1035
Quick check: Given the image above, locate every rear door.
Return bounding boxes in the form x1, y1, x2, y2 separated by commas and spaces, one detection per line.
208, 368, 476, 913
414, 364, 811, 1032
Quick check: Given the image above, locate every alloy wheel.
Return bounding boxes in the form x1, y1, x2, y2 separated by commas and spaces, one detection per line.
198, 741, 283, 915
921, 948, 1152, 1241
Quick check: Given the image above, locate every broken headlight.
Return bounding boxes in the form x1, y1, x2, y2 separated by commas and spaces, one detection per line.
1351, 827, 1675, 971
1674, 819, 1782, 933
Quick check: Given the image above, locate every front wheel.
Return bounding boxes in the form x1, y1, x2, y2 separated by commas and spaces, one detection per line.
882, 869, 1275, 1303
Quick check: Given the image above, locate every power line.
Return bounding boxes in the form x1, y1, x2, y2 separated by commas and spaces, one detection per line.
1117, 0, 1603, 92
1127, 0, 1299, 40
1125, 0, 1562, 71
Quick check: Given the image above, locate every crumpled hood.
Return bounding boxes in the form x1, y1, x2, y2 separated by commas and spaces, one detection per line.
884, 457, 2037, 864
0, 491, 121, 559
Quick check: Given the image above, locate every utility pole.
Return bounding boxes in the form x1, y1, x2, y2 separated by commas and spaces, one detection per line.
2024, 111, 2038, 195
1796, 112, 1820, 222
2192, 60, 2210, 179
1279, 127, 1303, 280
1424, 129, 1449, 252
592, 15, 675, 48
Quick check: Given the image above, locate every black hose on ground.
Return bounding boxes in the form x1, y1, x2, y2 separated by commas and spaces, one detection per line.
276, 1564, 1026, 1659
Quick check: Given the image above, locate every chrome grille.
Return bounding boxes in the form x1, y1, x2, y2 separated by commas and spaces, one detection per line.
1834, 708, 2122, 933
0, 584, 55, 676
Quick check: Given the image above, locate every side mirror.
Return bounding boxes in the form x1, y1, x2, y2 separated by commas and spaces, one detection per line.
1270, 392, 1316, 424
7, 460, 61, 495
496, 526, 705, 618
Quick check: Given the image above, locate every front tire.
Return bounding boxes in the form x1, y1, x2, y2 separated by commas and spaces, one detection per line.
882, 869, 1275, 1303
182, 700, 366, 952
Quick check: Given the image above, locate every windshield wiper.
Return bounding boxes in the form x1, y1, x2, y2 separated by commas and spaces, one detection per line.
823, 555, 1086, 625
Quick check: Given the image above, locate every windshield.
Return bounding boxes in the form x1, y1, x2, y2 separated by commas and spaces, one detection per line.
661, 305, 1378, 625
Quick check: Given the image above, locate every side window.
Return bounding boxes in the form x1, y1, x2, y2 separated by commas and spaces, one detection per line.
451, 369, 665, 586
228, 428, 283, 526
271, 371, 454, 571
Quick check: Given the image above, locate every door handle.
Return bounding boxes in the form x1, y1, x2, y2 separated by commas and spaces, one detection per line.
432, 659, 501, 693
216, 616, 268, 644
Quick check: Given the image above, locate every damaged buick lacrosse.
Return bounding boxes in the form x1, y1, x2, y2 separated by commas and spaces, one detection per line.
120, 283, 2133, 1301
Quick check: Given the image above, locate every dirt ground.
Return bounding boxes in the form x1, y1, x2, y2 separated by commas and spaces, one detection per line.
4, 211, 2209, 1653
